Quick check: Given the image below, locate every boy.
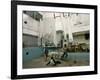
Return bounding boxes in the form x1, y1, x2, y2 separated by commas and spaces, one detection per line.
46, 56, 57, 66
61, 44, 68, 60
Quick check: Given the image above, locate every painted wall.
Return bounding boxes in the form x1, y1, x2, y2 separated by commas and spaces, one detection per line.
23, 13, 40, 36
70, 14, 90, 33
23, 34, 38, 47
42, 12, 56, 43
23, 47, 44, 63
67, 52, 89, 61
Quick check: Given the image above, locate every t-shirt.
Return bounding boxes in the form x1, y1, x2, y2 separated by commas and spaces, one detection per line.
63, 47, 67, 52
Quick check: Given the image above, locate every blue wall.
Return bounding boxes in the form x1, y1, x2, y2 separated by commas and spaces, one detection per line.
23, 47, 44, 63
67, 52, 89, 61
23, 47, 89, 63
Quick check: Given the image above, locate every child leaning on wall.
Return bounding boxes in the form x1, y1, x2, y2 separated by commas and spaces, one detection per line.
44, 45, 49, 61
61, 44, 68, 60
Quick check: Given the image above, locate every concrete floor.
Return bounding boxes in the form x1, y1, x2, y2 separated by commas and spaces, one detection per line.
23, 53, 89, 69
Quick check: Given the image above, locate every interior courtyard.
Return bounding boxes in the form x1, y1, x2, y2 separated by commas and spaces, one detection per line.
22, 11, 90, 68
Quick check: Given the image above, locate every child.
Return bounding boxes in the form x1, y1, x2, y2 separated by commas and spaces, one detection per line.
44, 48, 48, 61
44, 44, 49, 61
46, 56, 57, 66
46, 56, 61, 66
61, 44, 68, 60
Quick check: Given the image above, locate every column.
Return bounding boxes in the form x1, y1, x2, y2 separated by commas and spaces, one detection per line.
67, 15, 73, 42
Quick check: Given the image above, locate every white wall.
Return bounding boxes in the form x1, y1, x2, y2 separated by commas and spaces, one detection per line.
71, 14, 90, 33
0, 0, 99, 80
54, 13, 90, 42
24, 11, 90, 44
61, 13, 90, 34
41, 12, 56, 45
23, 12, 57, 45
42, 14, 55, 36
23, 13, 39, 36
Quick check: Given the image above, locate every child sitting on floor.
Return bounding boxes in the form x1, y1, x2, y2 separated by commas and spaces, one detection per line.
46, 56, 61, 66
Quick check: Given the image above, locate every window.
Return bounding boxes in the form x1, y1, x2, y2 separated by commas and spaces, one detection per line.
23, 34, 38, 48
23, 11, 43, 22
85, 33, 89, 40
24, 21, 27, 24
32, 12, 43, 21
